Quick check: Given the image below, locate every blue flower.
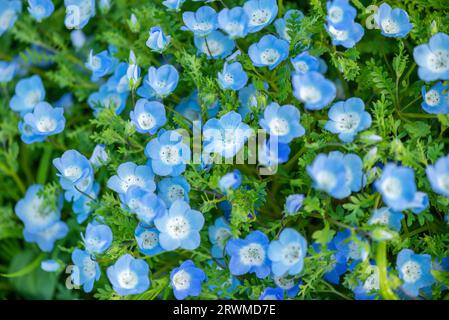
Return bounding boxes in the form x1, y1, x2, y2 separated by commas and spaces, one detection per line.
203, 111, 251, 158
72, 183, 99, 223
274, 9, 303, 41
146, 26, 171, 52
218, 62, 248, 91
259, 287, 284, 300
268, 228, 307, 276
334, 229, 369, 264
0, 59, 17, 83
134, 190, 167, 225
182, 6, 218, 37
217, 7, 249, 39
353, 265, 379, 300
208, 217, 232, 259
285, 194, 304, 215
88, 83, 128, 115
18, 121, 46, 144
134, 223, 164, 256
138, 64, 179, 99
396, 249, 435, 297
324, 97, 372, 143
291, 51, 321, 75
82, 222, 113, 254
292, 71, 336, 110
421, 82, 449, 114
243, 0, 278, 33
170, 260, 206, 300
238, 83, 267, 118
41, 259, 60, 272
194, 30, 235, 59
326, 0, 356, 28
154, 200, 204, 250
126, 50, 141, 90
260, 102, 305, 143
145, 130, 191, 176
24, 221, 68, 252
414, 32, 449, 82
258, 139, 291, 167
0, 0, 21, 36
130, 99, 166, 135
368, 207, 404, 231
157, 176, 190, 207
106, 62, 130, 93
89, 144, 108, 168
248, 35, 289, 70
107, 254, 150, 296
312, 240, 348, 284
226, 230, 271, 278
64, 0, 95, 29
162, 0, 185, 11
28, 0, 54, 22
373, 3, 412, 38
9, 75, 45, 115
86, 49, 117, 82
22, 102, 65, 140
53, 149, 94, 201
426, 154, 449, 197
325, 21, 364, 49
219, 170, 242, 193
71, 249, 100, 293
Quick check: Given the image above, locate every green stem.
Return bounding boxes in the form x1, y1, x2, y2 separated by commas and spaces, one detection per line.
376, 242, 399, 300
37, 145, 53, 184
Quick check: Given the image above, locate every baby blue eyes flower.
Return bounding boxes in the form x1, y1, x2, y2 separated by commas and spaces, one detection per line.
134, 190, 167, 225
0, 0, 21, 36
72, 183, 99, 223
182, 6, 218, 37
145, 130, 191, 177
325, 21, 364, 49
71, 30, 86, 50
324, 97, 372, 143
154, 200, 205, 251
373, 3, 412, 38
243, 0, 278, 34
71, 248, 100, 293
23, 102, 65, 141
28, 0, 54, 22
369, 207, 404, 232
291, 51, 321, 75
138, 64, 179, 99
285, 194, 304, 215
41, 259, 60, 272
88, 83, 128, 115
292, 71, 336, 110
90, 144, 109, 168
24, 221, 68, 252
396, 249, 435, 297
194, 30, 235, 59
258, 139, 291, 167
217, 62, 248, 91
130, 99, 167, 135
274, 9, 303, 41
268, 228, 307, 276
64, 0, 96, 30
414, 32, 449, 81
421, 82, 449, 114
426, 154, 449, 197
259, 102, 305, 144
0, 59, 17, 82
219, 169, 242, 193
162, 0, 185, 11
82, 222, 113, 255
353, 265, 379, 300
157, 176, 190, 207
10, 75, 45, 115
107, 254, 150, 296
170, 260, 206, 300
86, 49, 117, 82
326, 0, 356, 28
217, 7, 249, 39
135, 223, 164, 256
334, 229, 369, 263
146, 26, 171, 52
208, 217, 232, 259
248, 35, 289, 70
226, 230, 271, 278
260, 287, 284, 300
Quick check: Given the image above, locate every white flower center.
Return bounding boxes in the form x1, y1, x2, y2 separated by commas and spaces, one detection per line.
140, 230, 159, 249
363, 269, 380, 291
294, 61, 309, 73
159, 145, 181, 165
437, 174, 449, 192
104, 95, 122, 108
261, 48, 280, 65
316, 170, 337, 190
25, 90, 42, 107
137, 112, 156, 130
215, 227, 231, 246
117, 270, 138, 289
381, 18, 400, 34
250, 9, 271, 26
425, 90, 441, 106
401, 261, 422, 283
90, 56, 102, 70
371, 211, 390, 225
274, 275, 295, 290
223, 73, 234, 84
193, 22, 213, 32
427, 50, 449, 73
281, 243, 302, 266
120, 175, 145, 192
0, 10, 15, 30
167, 185, 185, 202
36, 117, 57, 133
226, 22, 244, 35
299, 86, 322, 104
166, 216, 190, 239
33, 5, 46, 17
335, 112, 360, 132
172, 270, 191, 290
381, 177, 402, 199
202, 39, 224, 56
328, 7, 343, 24
328, 25, 348, 41
239, 243, 265, 266
63, 165, 82, 180
269, 117, 290, 136
82, 256, 97, 278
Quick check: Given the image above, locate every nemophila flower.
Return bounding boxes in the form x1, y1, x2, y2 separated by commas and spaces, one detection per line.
71, 30, 86, 50
203, 111, 251, 158
353, 265, 379, 300
414, 32, 449, 81
90, 144, 108, 168
135, 191, 167, 225
208, 217, 232, 259
98, 0, 110, 13
72, 183, 99, 223
135, 223, 164, 256
23, 102, 65, 139
396, 249, 435, 297
0, 60, 16, 82
82, 222, 113, 254
128, 13, 139, 32
334, 229, 369, 264
326, 0, 356, 28
86, 49, 117, 82
421, 82, 449, 114
291, 51, 320, 75
325, 21, 364, 49
219, 170, 242, 193
324, 97, 372, 143
248, 35, 289, 70
138, 65, 179, 99
226, 230, 271, 278
0, 0, 21, 36
162, 0, 185, 11
426, 154, 449, 197
217, 62, 248, 91
292, 71, 336, 110
258, 139, 291, 167
28, 0, 54, 22
194, 30, 235, 59
312, 239, 348, 284
268, 228, 307, 276
126, 50, 140, 90
9, 75, 45, 115
409, 192, 429, 214
373, 3, 412, 38
368, 207, 404, 232
243, 0, 278, 33
146, 26, 171, 52
107, 254, 150, 296
273, 275, 300, 298
54, 93, 74, 112
260, 287, 283, 300
18, 121, 46, 144
64, 0, 96, 29
145, 130, 191, 176
106, 62, 130, 93
157, 176, 190, 207
107, 162, 156, 200
237, 83, 264, 118
217, 7, 249, 39
259, 102, 305, 143
170, 260, 206, 300
154, 200, 204, 250
53, 149, 94, 201
274, 9, 303, 41
71, 249, 100, 293
175, 92, 202, 123
182, 6, 218, 37
285, 194, 304, 215
130, 99, 167, 135
88, 84, 128, 115
24, 221, 68, 252
41, 259, 60, 272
